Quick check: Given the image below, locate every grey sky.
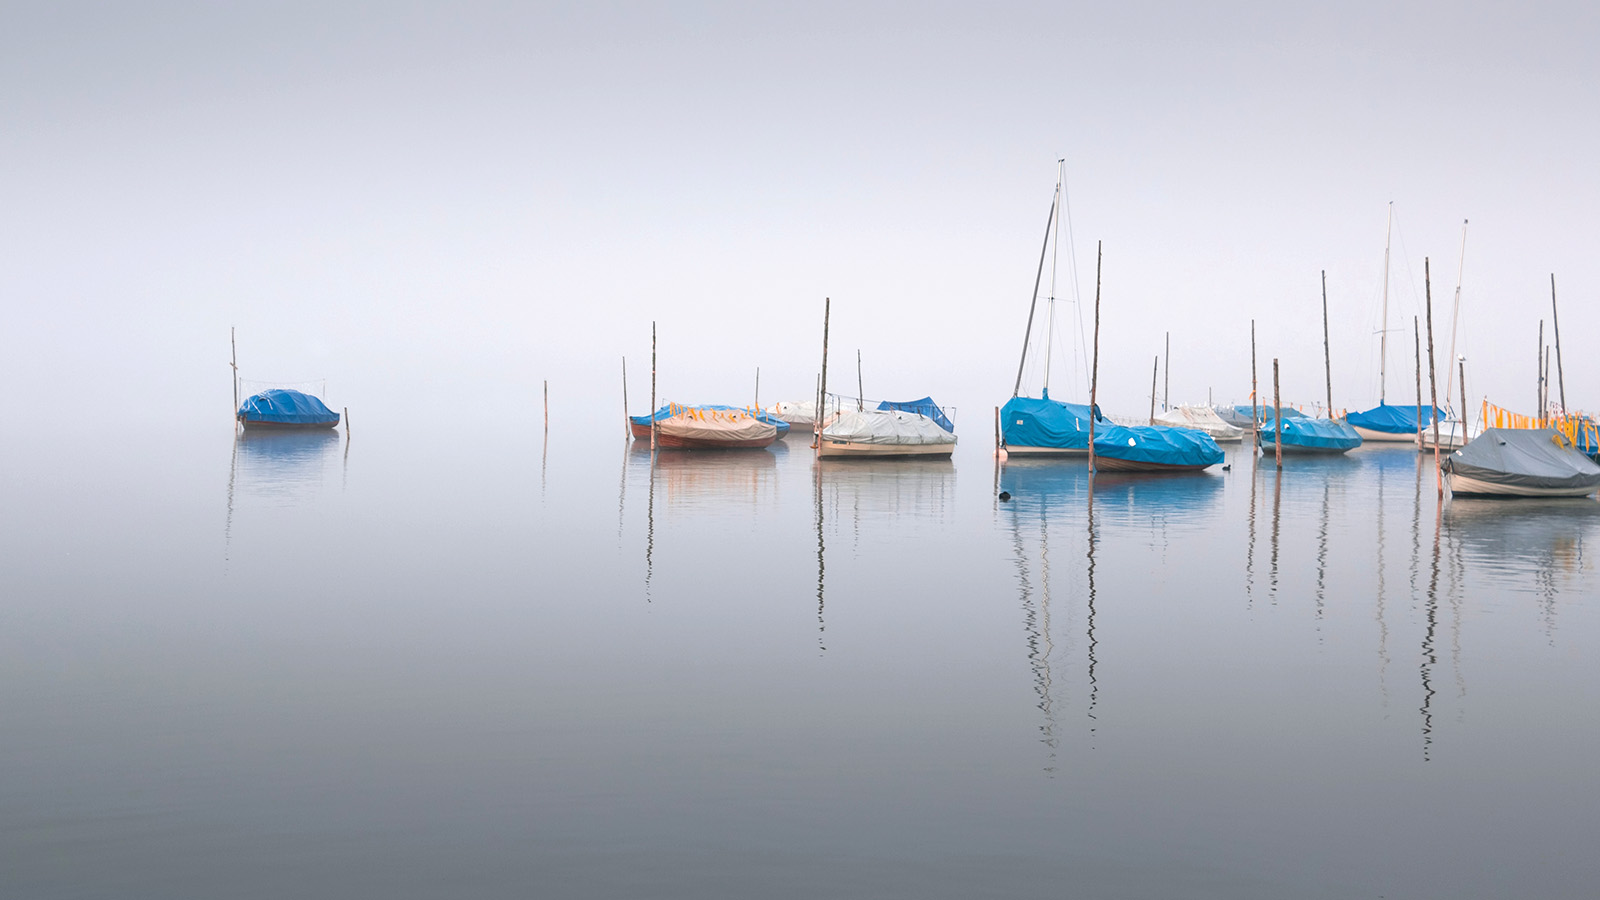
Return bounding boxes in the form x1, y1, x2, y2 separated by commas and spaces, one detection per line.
4, 2, 1597, 425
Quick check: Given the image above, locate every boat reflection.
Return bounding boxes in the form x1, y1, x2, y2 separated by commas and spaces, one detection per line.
227, 429, 344, 505
999, 459, 1224, 524
810, 457, 958, 651
1445, 498, 1600, 593
626, 443, 777, 510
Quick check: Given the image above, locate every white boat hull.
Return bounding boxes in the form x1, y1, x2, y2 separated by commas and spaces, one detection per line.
818, 439, 954, 458
1353, 426, 1418, 443
1446, 472, 1600, 498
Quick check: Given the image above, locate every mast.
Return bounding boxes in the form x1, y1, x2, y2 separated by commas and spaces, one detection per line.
1551, 274, 1567, 414
1442, 220, 1468, 421
1163, 330, 1170, 412
1043, 159, 1064, 395
856, 350, 863, 411
1380, 202, 1392, 403
1536, 320, 1544, 423
232, 325, 240, 416
1012, 168, 1062, 397
1321, 270, 1333, 418
1149, 355, 1159, 425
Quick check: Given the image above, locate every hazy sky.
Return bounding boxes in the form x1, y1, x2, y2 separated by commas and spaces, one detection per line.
5, 2, 1597, 426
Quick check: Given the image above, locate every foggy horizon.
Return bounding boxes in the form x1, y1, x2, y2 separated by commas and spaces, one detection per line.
5, 2, 1597, 427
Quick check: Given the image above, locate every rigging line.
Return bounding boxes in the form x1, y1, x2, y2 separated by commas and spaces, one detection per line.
1044, 159, 1064, 394
1012, 173, 1061, 398
1060, 163, 1092, 401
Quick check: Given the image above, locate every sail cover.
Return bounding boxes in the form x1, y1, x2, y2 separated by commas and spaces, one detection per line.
1443, 428, 1600, 492
1092, 424, 1224, 468
877, 397, 954, 433
1348, 402, 1446, 434
1260, 416, 1363, 451
1002, 394, 1102, 450
1154, 405, 1244, 440
238, 389, 339, 426
823, 409, 957, 445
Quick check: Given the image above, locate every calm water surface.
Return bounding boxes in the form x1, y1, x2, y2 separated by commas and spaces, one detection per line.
3, 413, 1597, 898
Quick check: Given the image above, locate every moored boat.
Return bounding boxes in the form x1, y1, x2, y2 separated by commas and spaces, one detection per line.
1442, 427, 1600, 498
1091, 423, 1223, 472
1347, 402, 1444, 443
1001, 393, 1101, 457
237, 388, 341, 430
630, 404, 778, 449
1259, 415, 1363, 455
1154, 405, 1244, 442
818, 407, 956, 459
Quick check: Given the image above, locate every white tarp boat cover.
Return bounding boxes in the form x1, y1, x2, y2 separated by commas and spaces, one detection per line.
771, 401, 818, 426
1154, 405, 1245, 440
658, 409, 777, 443
821, 409, 957, 445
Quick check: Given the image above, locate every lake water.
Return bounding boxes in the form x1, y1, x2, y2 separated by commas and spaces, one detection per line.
3, 413, 1597, 898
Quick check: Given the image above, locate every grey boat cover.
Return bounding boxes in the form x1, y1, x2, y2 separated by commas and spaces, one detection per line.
1443, 428, 1600, 492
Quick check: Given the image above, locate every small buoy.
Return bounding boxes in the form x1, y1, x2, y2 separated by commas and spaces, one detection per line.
998, 491, 1012, 501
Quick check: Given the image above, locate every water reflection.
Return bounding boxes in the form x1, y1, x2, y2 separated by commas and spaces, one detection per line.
226, 430, 344, 506
812, 458, 959, 652
627, 444, 778, 510
998, 461, 1224, 761
1445, 498, 1600, 602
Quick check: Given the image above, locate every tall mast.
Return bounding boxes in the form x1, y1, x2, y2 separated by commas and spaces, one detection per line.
1551, 274, 1567, 414
1322, 270, 1333, 417
1442, 219, 1467, 419
1042, 159, 1064, 394
1379, 202, 1392, 403
1012, 168, 1062, 397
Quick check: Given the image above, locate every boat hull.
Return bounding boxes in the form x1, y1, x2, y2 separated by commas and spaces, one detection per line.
240, 417, 338, 431
1353, 426, 1417, 443
629, 421, 776, 449
1447, 472, 1600, 499
1092, 455, 1212, 473
1003, 445, 1089, 458
818, 439, 954, 459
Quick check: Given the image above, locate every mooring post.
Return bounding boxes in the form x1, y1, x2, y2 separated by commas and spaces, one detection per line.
1087, 241, 1102, 477
1273, 359, 1282, 469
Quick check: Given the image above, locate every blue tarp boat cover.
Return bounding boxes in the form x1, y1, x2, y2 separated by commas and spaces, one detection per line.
1092, 424, 1224, 468
1001, 392, 1102, 451
1348, 402, 1445, 434
1259, 416, 1363, 452
632, 404, 789, 436
877, 397, 954, 433
238, 389, 339, 426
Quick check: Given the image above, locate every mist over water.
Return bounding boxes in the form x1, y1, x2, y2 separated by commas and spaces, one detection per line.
3, 402, 1597, 899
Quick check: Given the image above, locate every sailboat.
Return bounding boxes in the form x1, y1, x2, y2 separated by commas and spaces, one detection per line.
1000, 162, 1222, 472
1000, 161, 1102, 457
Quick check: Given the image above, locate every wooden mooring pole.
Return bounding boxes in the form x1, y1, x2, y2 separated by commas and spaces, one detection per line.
1273, 359, 1282, 469
650, 322, 658, 453
1425, 260, 1441, 495
1087, 241, 1102, 476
